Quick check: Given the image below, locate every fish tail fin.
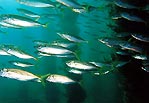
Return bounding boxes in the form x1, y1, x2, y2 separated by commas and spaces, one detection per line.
78, 79, 84, 87
84, 41, 88, 43
35, 17, 40, 21
42, 22, 49, 28
56, 4, 62, 9
33, 57, 39, 61
83, 5, 104, 12
0, 30, 7, 34
83, 5, 90, 12
97, 5, 105, 11
73, 52, 80, 61
39, 73, 51, 87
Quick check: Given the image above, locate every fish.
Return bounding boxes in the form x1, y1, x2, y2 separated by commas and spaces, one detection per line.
114, 0, 138, 9
0, 30, 7, 34
92, 65, 114, 75
72, 8, 86, 13
131, 34, 149, 43
0, 50, 11, 56
67, 68, 84, 74
98, 37, 126, 48
116, 32, 131, 38
111, 15, 122, 20
120, 43, 144, 53
0, 21, 22, 28
141, 66, 149, 72
36, 45, 74, 55
37, 51, 52, 57
57, 33, 88, 43
93, 71, 110, 75
9, 61, 34, 68
16, 0, 55, 8
0, 14, 47, 28
0, 68, 40, 82
89, 62, 111, 68
0, 45, 12, 56
55, 0, 83, 9
40, 13, 62, 19
132, 54, 148, 60
33, 40, 50, 46
37, 51, 75, 58
142, 60, 149, 66
17, 8, 40, 18
51, 41, 76, 48
116, 50, 131, 56
120, 12, 146, 23
2, 45, 36, 60
46, 74, 76, 84
114, 61, 130, 68
66, 60, 98, 71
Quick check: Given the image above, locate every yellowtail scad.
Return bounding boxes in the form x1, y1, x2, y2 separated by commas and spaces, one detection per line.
0, 14, 47, 28
0, 68, 40, 82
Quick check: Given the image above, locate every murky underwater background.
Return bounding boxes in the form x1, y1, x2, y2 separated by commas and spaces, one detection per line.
0, 0, 125, 103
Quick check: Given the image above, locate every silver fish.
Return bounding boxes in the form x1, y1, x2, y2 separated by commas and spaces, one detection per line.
0, 14, 47, 27
33, 40, 50, 46
120, 43, 143, 53
51, 41, 76, 48
142, 61, 149, 66
57, 33, 88, 43
114, 0, 138, 9
141, 66, 149, 72
89, 62, 111, 68
116, 32, 131, 38
72, 8, 86, 13
17, 8, 40, 18
67, 68, 84, 74
56, 0, 83, 9
121, 12, 146, 23
66, 60, 97, 71
115, 61, 130, 68
131, 34, 149, 43
37, 51, 75, 58
132, 54, 148, 60
3, 45, 36, 60
0, 21, 22, 28
46, 74, 76, 84
9, 61, 34, 68
0, 30, 7, 34
36, 45, 73, 55
0, 50, 11, 56
116, 50, 131, 56
0, 45, 12, 56
0, 68, 40, 82
16, 0, 55, 8
98, 38, 126, 48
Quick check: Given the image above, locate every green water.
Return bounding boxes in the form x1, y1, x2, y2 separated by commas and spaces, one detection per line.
0, 0, 123, 103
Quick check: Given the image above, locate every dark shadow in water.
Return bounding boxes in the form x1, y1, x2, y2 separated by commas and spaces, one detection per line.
65, 83, 86, 103
44, 82, 86, 103
45, 84, 60, 103
119, 59, 149, 103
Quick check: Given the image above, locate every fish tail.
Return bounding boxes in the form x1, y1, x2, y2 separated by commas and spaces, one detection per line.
73, 52, 80, 60
83, 5, 104, 12
40, 73, 51, 87
33, 57, 38, 61
97, 6, 105, 11
42, 22, 49, 28
56, 4, 62, 9
84, 41, 88, 43
35, 17, 40, 21
83, 5, 90, 12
